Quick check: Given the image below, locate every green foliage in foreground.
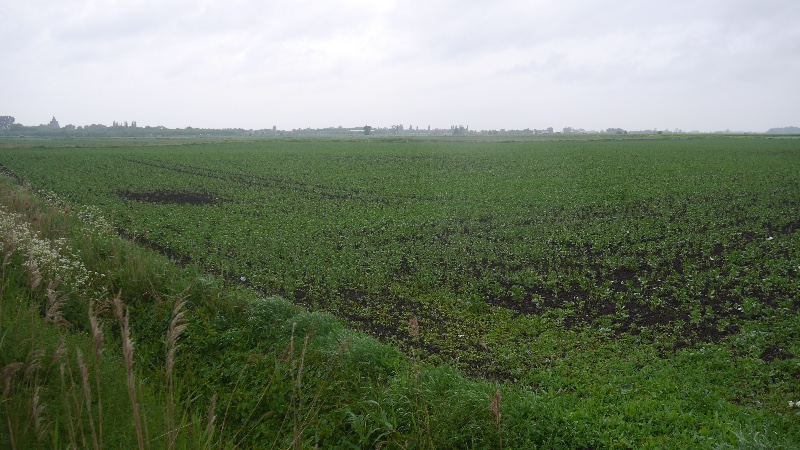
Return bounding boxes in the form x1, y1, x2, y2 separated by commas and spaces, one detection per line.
1, 136, 799, 448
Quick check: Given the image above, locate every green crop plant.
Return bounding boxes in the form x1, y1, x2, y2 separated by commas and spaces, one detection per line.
1, 134, 799, 447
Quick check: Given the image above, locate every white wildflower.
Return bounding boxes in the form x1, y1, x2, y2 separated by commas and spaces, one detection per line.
0, 207, 91, 291
75, 205, 113, 233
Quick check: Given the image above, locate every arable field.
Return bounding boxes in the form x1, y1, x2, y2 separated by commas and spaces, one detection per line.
2, 134, 799, 447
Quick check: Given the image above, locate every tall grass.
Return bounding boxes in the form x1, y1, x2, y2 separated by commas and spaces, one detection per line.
0, 179, 218, 448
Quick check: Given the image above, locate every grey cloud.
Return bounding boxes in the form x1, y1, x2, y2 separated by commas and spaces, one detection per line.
2, 0, 798, 131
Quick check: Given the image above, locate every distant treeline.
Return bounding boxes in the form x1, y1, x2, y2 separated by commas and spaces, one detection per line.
0, 116, 266, 137
766, 126, 800, 134
3, 115, 798, 137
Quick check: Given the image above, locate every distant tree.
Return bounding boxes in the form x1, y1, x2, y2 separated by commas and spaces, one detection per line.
0, 116, 14, 132
766, 126, 800, 134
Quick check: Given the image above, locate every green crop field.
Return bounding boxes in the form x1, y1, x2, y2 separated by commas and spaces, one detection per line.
2, 134, 799, 447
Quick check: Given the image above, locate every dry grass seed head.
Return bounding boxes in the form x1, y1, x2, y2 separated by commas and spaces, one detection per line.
113, 293, 124, 326
45, 281, 69, 327
31, 385, 48, 443
113, 293, 145, 450
51, 335, 68, 368
206, 393, 218, 438
88, 299, 105, 360
409, 315, 420, 338
24, 347, 45, 380
27, 250, 42, 292
490, 390, 502, 424
76, 349, 89, 391
167, 300, 188, 346
2, 362, 24, 393
76, 348, 100, 450
166, 299, 188, 381
113, 293, 136, 362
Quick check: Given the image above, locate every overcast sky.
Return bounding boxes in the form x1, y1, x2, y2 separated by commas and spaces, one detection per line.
3, 0, 799, 132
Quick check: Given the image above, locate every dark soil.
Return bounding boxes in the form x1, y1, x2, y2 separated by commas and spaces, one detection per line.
0, 163, 27, 186
118, 190, 221, 206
